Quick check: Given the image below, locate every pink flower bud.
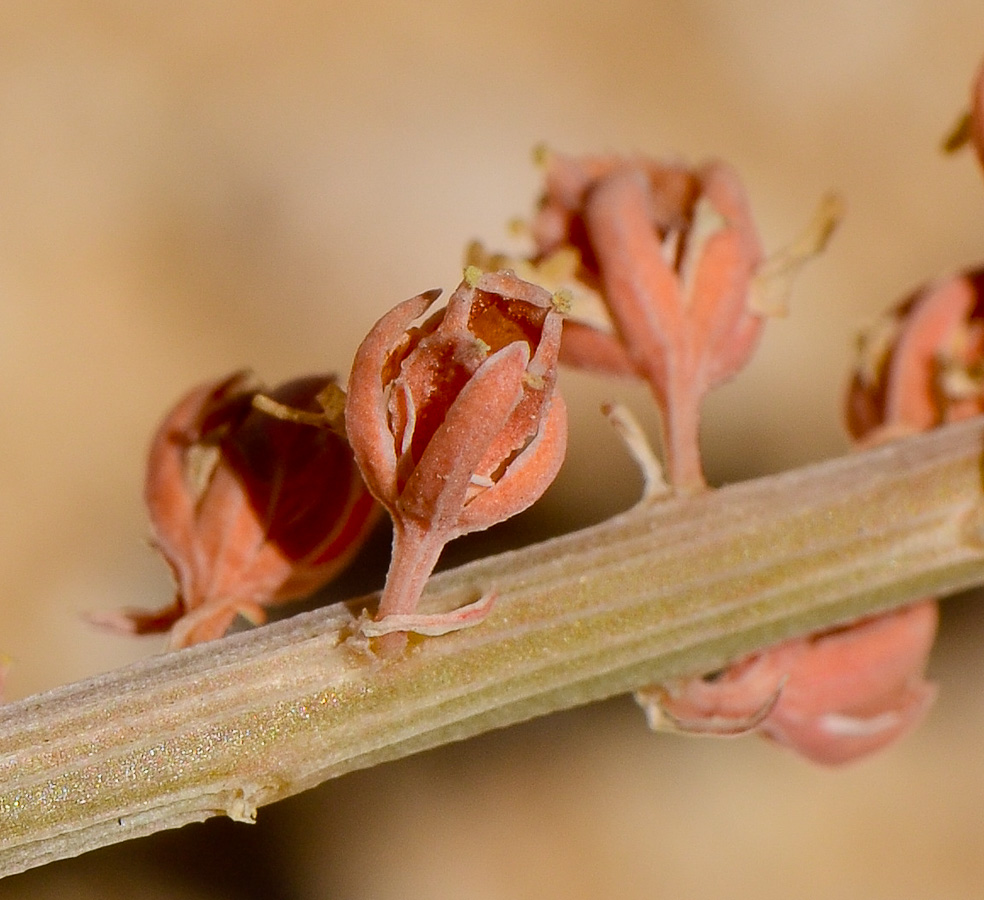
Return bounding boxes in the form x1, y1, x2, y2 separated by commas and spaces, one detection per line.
345, 268, 568, 647
511, 150, 838, 492
92, 371, 380, 648
527, 152, 767, 490
639, 602, 938, 765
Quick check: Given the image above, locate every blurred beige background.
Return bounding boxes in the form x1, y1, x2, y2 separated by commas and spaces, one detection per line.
3, 2, 984, 898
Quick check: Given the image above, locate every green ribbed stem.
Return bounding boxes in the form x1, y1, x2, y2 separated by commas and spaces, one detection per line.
3, 418, 984, 877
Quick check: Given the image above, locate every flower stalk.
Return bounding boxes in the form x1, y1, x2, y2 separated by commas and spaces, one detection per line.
3, 417, 984, 877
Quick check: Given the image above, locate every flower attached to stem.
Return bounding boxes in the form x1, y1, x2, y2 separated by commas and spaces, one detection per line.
90, 371, 380, 648
637, 603, 939, 765
497, 149, 839, 492
345, 267, 568, 651
847, 268, 984, 445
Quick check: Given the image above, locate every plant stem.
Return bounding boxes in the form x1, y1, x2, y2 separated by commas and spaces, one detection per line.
3, 418, 984, 877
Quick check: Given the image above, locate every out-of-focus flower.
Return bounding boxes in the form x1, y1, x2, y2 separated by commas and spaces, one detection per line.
847, 268, 984, 445
90, 371, 380, 648
971, 58, 984, 170
345, 267, 567, 649
943, 55, 984, 175
637, 602, 938, 765
486, 150, 839, 491
531, 152, 763, 491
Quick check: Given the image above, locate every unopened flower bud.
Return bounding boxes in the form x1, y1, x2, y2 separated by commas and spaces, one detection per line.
639, 602, 938, 765
345, 268, 568, 648
92, 371, 380, 648
514, 150, 837, 491
847, 268, 984, 445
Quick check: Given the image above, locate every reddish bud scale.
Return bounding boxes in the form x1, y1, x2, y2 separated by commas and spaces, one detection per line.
94, 371, 380, 648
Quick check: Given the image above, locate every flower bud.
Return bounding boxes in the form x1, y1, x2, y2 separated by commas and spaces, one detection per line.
639, 602, 938, 765
537, 152, 764, 492
92, 371, 380, 648
510, 150, 837, 491
345, 268, 567, 646
847, 268, 984, 445
534, 152, 766, 400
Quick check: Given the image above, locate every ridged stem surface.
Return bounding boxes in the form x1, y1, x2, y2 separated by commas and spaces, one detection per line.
3, 418, 984, 877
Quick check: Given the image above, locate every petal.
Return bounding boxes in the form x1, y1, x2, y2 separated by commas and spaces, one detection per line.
646, 641, 805, 732
762, 681, 937, 766
458, 393, 567, 532
883, 276, 974, 432
559, 320, 640, 377
85, 598, 186, 636
346, 289, 443, 505
771, 602, 938, 721
144, 371, 254, 605
584, 167, 682, 400
190, 463, 278, 607
696, 160, 764, 269
686, 228, 761, 389
398, 341, 528, 531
